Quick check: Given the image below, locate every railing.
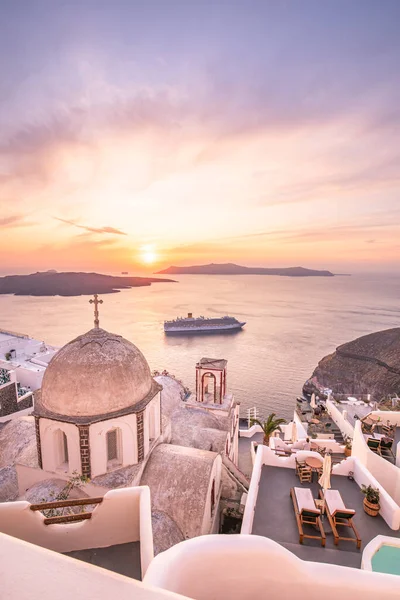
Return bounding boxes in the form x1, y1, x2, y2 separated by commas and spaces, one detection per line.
0, 368, 11, 386
30, 496, 103, 525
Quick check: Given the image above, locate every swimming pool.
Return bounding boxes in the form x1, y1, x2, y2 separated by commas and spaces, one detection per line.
371, 545, 400, 575
362, 535, 400, 575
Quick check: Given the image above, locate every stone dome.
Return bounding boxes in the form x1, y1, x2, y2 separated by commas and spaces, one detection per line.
39, 328, 156, 419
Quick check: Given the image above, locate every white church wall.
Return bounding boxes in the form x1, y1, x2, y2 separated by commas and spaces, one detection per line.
40, 418, 81, 475
89, 413, 138, 478
200, 454, 222, 535
147, 394, 161, 443
0, 486, 154, 575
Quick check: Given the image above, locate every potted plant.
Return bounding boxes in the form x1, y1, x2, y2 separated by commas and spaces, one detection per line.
251, 413, 287, 446
344, 439, 352, 457
361, 484, 380, 516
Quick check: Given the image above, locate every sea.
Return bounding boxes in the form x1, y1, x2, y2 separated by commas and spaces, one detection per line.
0, 273, 399, 420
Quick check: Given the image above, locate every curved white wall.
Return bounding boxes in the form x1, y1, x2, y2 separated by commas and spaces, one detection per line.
144, 534, 400, 600
0, 486, 154, 576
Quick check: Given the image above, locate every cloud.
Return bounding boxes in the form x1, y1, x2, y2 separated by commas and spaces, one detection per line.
53, 217, 127, 236
0, 214, 33, 228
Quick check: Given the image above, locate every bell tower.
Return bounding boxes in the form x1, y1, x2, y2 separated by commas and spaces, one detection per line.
196, 358, 227, 404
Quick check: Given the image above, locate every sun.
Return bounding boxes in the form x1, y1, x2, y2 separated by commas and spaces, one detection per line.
139, 244, 157, 264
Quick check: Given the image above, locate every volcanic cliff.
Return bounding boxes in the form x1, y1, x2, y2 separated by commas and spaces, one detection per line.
305, 328, 400, 400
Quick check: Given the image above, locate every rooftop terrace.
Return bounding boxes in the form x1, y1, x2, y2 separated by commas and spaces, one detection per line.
252, 466, 400, 569
65, 542, 141, 580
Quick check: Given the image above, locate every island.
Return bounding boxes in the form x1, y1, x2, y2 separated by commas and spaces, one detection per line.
304, 327, 400, 399
0, 271, 176, 297
156, 263, 335, 277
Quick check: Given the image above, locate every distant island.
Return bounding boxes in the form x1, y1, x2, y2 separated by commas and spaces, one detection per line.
156, 263, 335, 277
0, 271, 175, 297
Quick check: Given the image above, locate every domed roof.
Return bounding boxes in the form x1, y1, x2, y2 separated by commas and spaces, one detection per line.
39, 328, 159, 420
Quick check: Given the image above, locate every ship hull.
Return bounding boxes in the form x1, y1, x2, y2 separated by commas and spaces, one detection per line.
164, 322, 246, 335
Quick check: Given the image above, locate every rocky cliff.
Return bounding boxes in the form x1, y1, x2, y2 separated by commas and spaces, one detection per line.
305, 328, 400, 399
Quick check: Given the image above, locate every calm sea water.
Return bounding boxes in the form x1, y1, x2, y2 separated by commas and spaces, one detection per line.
0, 273, 399, 419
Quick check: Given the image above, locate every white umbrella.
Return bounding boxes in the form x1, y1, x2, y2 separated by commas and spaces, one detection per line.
318, 453, 332, 514
291, 420, 297, 443
310, 393, 317, 409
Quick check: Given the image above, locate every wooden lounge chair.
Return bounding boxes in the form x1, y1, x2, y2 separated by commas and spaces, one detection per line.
290, 487, 325, 547
367, 438, 380, 454
321, 489, 361, 549
379, 437, 395, 462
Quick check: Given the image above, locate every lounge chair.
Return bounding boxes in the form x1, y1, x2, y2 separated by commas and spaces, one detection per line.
367, 438, 380, 454
379, 437, 395, 462
380, 424, 395, 438
321, 489, 361, 549
290, 487, 325, 547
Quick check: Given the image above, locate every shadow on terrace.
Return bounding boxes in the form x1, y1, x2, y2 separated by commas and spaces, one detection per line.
252, 465, 400, 569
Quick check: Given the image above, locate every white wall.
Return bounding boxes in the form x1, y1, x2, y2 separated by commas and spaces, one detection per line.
326, 399, 354, 440
201, 455, 222, 535
89, 413, 138, 478
40, 418, 81, 475
239, 423, 263, 438
144, 534, 400, 600
0, 486, 154, 576
241, 443, 264, 534
352, 459, 400, 531
352, 420, 400, 511
293, 411, 308, 440
1, 532, 177, 600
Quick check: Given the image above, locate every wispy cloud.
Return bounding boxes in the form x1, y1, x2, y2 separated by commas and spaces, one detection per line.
53, 217, 127, 236
0, 215, 33, 228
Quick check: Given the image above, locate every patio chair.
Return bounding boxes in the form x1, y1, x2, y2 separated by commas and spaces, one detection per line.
295, 457, 306, 476
362, 422, 373, 434
379, 437, 395, 462
321, 489, 361, 549
298, 465, 312, 483
367, 438, 380, 454
290, 487, 325, 547
273, 440, 293, 457
381, 424, 395, 438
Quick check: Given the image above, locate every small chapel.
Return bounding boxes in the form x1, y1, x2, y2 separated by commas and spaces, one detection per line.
0, 295, 244, 553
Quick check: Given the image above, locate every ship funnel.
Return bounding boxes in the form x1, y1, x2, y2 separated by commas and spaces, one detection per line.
188, 312, 193, 318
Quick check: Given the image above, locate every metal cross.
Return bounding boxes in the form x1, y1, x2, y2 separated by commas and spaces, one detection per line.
89, 294, 103, 329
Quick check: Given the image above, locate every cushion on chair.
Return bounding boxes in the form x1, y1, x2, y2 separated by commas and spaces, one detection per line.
294, 487, 320, 515
324, 489, 355, 518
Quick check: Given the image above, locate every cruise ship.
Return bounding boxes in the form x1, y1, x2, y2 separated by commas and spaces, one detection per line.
164, 313, 246, 334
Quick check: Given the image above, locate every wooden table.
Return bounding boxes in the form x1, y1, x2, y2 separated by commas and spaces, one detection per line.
305, 456, 323, 482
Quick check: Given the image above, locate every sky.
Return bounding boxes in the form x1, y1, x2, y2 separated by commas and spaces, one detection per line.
0, 0, 399, 274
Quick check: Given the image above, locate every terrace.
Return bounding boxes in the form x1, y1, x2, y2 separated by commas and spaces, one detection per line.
0, 487, 153, 581
252, 465, 400, 569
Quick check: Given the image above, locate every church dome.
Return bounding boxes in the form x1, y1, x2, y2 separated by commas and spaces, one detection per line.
40, 328, 155, 418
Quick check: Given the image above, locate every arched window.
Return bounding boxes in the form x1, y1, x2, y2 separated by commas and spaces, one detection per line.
202, 372, 216, 403
107, 428, 122, 470
55, 429, 69, 469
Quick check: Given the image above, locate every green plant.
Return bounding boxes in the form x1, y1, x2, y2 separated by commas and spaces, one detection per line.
361, 484, 380, 505
251, 413, 287, 446
345, 438, 352, 450
40, 471, 90, 518
5, 352, 11, 361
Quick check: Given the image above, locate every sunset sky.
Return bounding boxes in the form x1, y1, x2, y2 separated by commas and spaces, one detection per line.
1, 0, 399, 274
